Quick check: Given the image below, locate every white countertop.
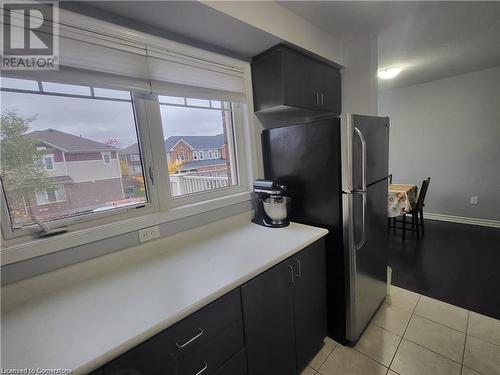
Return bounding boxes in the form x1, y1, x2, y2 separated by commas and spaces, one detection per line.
1, 212, 328, 374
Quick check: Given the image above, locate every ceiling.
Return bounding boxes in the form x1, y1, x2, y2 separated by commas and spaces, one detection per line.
62, 1, 282, 61
280, 1, 500, 89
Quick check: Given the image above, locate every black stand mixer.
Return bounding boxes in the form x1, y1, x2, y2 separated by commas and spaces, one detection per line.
251, 179, 291, 228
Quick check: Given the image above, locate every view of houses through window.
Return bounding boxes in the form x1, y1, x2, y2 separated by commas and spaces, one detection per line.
0, 78, 240, 229
158, 95, 238, 197
0, 78, 147, 228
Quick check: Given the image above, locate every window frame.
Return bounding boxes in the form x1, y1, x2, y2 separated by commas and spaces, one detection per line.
0, 12, 259, 264
0, 83, 160, 240
102, 152, 112, 164
43, 154, 55, 171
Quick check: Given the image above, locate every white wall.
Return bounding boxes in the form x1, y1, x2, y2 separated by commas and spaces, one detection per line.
379, 66, 500, 221
342, 35, 378, 115
203, 1, 343, 64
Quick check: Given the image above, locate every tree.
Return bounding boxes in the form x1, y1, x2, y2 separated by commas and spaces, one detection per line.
0, 109, 52, 219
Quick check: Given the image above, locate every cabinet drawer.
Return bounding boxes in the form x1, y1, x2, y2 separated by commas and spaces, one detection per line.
213, 349, 247, 375
177, 319, 244, 375
103, 289, 242, 375
166, 289, 242, 355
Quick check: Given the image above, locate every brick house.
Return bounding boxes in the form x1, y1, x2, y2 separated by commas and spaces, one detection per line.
167, 134, 230, 178
122, 134, 230, 178
20, 129, 124, 223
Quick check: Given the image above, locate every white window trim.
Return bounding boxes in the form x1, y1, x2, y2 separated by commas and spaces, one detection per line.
0, 13, 259, 265
102, 152, 111, 164
35, 186, 67, 206
43, 154, 55, 171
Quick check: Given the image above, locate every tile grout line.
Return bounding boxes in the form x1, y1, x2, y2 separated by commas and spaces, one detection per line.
413, 311, 468, 334
315, 341, 339, 374
461, 311, 470, 375
387, 294, 421, 371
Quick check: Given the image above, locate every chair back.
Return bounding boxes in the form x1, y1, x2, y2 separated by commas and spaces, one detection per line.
416, 177, 431, 209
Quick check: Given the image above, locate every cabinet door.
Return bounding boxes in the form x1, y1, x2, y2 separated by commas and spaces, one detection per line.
311, 62, 341, 113
293, 239, 328, 370
241, 260, 296, 375
282, 48, 317, 110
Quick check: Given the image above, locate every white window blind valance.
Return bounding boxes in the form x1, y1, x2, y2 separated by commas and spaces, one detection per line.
4, 8, 248, 98
146, 46, 247, 99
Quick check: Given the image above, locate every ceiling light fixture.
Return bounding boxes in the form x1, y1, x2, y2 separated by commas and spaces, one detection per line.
378, 67, 402, 79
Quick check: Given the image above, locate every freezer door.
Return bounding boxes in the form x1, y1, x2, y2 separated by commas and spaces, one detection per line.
343, 179, 388, 342
351, 115, 390, 187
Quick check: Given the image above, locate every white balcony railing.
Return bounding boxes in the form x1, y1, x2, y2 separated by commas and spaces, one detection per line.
169, 173, 229, 196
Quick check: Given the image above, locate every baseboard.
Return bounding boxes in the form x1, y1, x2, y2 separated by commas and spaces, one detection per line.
424, 213, 500, 228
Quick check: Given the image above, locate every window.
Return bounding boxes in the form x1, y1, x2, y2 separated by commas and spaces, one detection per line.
103, 152, 111, 164
130, 154, 140, 162
43, 155, 54, 170
1, 78, 148, 229
193, 151, 198, 160
159, 95, 238, 197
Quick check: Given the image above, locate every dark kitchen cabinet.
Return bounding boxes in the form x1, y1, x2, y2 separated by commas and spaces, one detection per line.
292, 239, 328, 370
241, 259, 297, 375
242, 239, 327, 375
101, 289, 244, 375
252, 44, 341, 127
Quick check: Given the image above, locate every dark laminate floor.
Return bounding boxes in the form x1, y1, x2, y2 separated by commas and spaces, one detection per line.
388, 219, 500, 320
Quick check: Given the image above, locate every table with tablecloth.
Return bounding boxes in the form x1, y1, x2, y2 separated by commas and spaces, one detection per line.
388, 184, 419, 217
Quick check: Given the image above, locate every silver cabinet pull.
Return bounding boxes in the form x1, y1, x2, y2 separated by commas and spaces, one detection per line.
176, 328, 203, 349
321, 92, 324, 105
288, 265, 294, 284
316, 92, 320, 105
194, 361, 208, 375
294, 259, 302, 278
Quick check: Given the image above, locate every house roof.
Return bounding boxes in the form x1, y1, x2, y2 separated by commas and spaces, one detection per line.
165, 134, 225, 151
179, 159, 228, 171
121, 143, 140, 154
26, 129, 118, 153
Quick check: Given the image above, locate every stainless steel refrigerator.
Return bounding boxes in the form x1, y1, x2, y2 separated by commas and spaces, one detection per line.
261, 114, 390, 344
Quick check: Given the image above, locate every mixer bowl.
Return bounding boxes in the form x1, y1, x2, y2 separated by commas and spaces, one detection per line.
263, 196, 291, 223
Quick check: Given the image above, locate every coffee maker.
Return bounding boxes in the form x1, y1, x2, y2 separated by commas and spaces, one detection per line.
252, 179, 291, 228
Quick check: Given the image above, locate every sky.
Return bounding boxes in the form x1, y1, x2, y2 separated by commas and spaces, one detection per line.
1, 88, 225, 149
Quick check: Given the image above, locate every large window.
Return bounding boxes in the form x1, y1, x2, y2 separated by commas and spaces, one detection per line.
0, 77, 148, 229
159, 96, 238, 197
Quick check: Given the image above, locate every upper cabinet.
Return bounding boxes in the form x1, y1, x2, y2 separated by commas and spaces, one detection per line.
251, 44, 341, 128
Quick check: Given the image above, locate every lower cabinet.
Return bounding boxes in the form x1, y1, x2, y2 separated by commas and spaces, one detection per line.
91, 238, 326, 375
101, 289, 244, 375
242, 238, 327, 375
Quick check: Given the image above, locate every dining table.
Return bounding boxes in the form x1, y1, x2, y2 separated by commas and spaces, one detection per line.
388, 183, 419, 217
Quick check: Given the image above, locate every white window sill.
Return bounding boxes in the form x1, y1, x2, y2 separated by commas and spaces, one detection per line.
0, 191, 252, 266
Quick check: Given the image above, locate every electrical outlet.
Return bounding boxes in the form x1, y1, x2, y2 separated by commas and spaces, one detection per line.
470, 196, 479, 205
138, 225, 160, 243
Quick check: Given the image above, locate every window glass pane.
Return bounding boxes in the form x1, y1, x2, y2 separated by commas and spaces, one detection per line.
158, 95, 185, 105
210, 100, 222, 109
93, 87, 131, 100
160, 96, 237, 197
1, 85, 148, 228
41, 82, 91, 96
1, 77, 39, 91
185, 98, 210, 108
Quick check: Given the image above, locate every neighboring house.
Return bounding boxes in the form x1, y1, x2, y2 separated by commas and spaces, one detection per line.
24, 128, 124, 221
166, 134, 229, 177
120, 143, 143, 176
122, 134, 230, 177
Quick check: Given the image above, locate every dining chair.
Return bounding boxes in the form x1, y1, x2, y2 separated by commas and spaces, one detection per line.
392, 177, 431, 240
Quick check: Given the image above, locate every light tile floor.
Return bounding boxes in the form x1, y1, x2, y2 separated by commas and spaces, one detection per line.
302, 286, 500, 375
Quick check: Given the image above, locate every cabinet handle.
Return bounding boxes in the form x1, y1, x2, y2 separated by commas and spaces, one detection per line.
321, 92, 324, 105
294, 259, 302, 278
194, 361, 208, 375
288, 265, 294, 284
176, 328, 204, 349
316, 92, 320, 105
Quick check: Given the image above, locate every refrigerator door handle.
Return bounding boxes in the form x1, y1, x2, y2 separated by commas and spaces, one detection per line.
353, 127, 367, 250
353, 127, 367, 192
353, 191, 366, 250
